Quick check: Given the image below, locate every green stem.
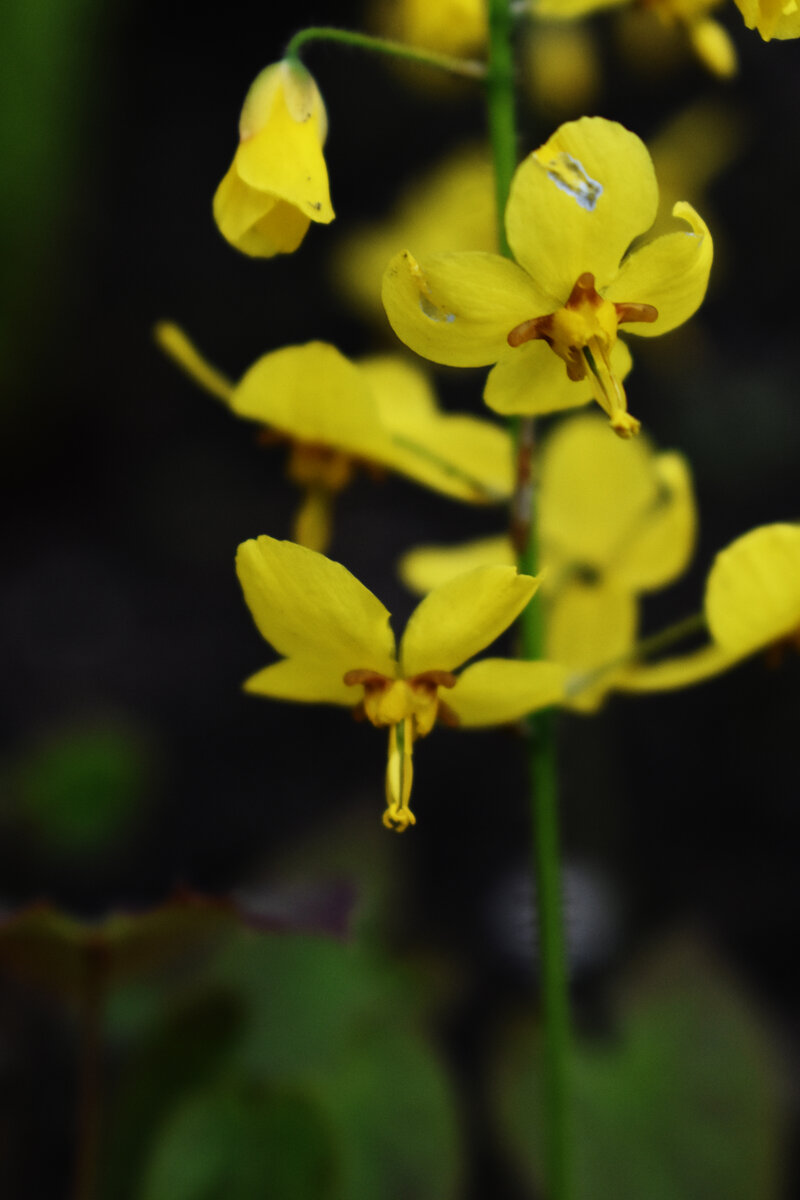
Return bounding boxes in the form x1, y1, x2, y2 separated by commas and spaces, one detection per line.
530, 707, 570, 1200
485, 3, 572, 1198
285, 27, 486, 80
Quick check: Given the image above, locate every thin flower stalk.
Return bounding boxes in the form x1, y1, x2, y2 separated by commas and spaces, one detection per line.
485, 2, 572, 1198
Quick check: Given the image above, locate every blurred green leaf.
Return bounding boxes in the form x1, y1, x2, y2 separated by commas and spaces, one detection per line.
140, 1084, 334, 1200
315, 1025, 462, 1200
0, 0, 103, 404
219, 930, 413, 1079
106, 930, 461, 1200
497, 936, 784, 1200
15, 725, 149, 854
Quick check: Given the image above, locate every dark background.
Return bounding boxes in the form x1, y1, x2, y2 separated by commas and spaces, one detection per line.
1, 0, 799, 1195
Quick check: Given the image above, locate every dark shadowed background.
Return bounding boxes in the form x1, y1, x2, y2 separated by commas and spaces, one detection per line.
1, 1, 799, 1196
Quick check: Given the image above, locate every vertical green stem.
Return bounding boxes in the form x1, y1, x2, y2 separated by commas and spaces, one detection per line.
484, 3, 572, 1198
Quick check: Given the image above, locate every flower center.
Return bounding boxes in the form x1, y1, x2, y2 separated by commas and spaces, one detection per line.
342, 669, 458, 831
507, 273, 657, 439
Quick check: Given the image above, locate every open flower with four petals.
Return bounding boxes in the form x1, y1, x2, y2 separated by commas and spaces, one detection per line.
157, 325, 512, 552
237, 537, 566, 831
382, 117, 713, 437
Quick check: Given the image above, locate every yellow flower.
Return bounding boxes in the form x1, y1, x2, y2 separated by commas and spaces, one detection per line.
156, 325, 513, 552
400, 414, 696, 710
371, 0, 487, 58
732, 0, 800, 36
213, 60, 334, 258
522, 22, 602, 115
237, 536, 566, 830
382, 117, 713, 438
618, 524, 800, 692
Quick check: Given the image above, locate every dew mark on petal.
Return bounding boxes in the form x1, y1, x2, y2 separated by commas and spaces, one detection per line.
420, 294, 455, 323
545, 153, 603, 212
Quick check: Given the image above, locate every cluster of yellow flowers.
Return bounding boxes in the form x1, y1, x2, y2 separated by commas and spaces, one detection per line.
159, 3, 799, 832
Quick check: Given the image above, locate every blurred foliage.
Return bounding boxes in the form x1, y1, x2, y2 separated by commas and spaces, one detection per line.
104, 927, 461, 1200
496, 935, 785, 1199
0, 0, 104, 405
7, 723, 150, 856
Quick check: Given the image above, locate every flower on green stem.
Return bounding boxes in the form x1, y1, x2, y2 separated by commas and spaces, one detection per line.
213, 60, 334, 258
156, 325, 513, 553
237, 537, 566, 830
618, 524, 800, 692
382, 117, 713, 438
400, 413, 696, 710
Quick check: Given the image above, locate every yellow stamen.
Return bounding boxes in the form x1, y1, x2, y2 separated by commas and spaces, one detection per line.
507, 272, 656, 438
383, 717, 416, 832
342, 669, 457, 831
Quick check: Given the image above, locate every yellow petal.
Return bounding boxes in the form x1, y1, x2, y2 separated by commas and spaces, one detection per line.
360, 356, 513, 502
547, 581, 636, 712
382, 250, 551, 367
484, 338, 632, 419
399, 536, 512, 595
236, 536, 397, 677
232, 342, 392, 460
705, 524, 800, 654
506, 118, 658, 299
154, 323, 234, 405
605, 203, 712, 337
213, 165, 311, 256
548, 580, 636, 671
400, 565, 539, 676
244, 657, 358, 705
235, 63, 333, 223
688, 17, 738, 77
538, 412, 656, 570
616, 645, 742, 691
447, 658, 566, 726
614, 452, 697, 591
733, 0, 800, 38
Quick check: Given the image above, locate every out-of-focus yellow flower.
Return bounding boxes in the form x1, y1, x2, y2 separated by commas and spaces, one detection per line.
383, 117, 712, 438
618, 524, 800, 692
522, 22, 602, 115
732, 0, 800, 37
400, 414, 696, 710
614, 0, 736, 78
237, 537, 565, 829
213, 61, 334, 258
331, 147, 496, 323
645, 0, 737, 76
156, 324, 512, 552
371, 0, 487, 58
647, 99, 744, 244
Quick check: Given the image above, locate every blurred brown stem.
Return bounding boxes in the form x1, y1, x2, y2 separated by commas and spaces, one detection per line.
72, 940, 108, 1200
